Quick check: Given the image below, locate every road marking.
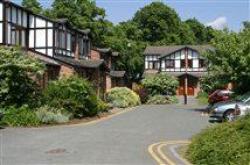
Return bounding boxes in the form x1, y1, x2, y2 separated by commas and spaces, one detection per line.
157, 143, 175, 165
148, 140, 191, 165
148, 142, 166, 164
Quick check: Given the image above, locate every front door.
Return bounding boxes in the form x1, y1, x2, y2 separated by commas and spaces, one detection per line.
178, 75, 195, 96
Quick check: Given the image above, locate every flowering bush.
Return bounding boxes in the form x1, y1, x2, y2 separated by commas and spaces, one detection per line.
106, 87, 141, 108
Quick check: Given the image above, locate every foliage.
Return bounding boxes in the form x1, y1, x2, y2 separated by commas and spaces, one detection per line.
200, 74, 229, 94
133, 84, 149, 103
106, 87, 140, 108
43, 76, 102, 118
196, 91, 208, 105
186, 115, 250, 165
22, 0, 42, 14
97, 99, 110, 112
147, 95, 178, 104
204, 28, 250, 94
0, 105, 40, 127
243, 21, 250, 30
133, 2, 181, 44
185, 18, 211, 44
147, 95, 168, 104
35, 105, 71, 124
0, 47, 45, 107
47, 0, 112, 47
104, 27, 146, 81
142, 73, 179, 96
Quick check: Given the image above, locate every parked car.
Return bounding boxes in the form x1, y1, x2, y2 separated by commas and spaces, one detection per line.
209, 92, 250, 122
208, 89, 234, 105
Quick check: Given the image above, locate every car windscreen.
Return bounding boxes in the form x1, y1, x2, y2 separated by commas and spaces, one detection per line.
237, 92, 250, 102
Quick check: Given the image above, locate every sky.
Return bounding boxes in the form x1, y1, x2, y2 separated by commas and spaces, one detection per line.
13, 0, 250, 31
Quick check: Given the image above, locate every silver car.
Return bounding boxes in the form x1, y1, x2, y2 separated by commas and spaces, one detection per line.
209, 92, 250, 122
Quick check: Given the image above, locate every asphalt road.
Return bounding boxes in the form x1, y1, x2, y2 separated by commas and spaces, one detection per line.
0, 104, 209, 165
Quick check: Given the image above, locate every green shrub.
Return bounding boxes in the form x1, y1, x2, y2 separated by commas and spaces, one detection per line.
43, 76, 102, 118
142, 73, 178, 96
106, 87, 140, 108
196, 91, 208, 105
147, 95, 178, 104
0, 105, 41, 127
167, 95, 179, 104
0, 47, 45, 107
35, 106, 71, 124
97, 99, 110, 112
186, 115, 250, 165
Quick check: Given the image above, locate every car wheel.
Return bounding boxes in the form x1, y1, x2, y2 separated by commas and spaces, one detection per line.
224, 110, 235, 122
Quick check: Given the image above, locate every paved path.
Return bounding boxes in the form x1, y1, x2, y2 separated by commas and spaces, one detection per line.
0, 103, 209, 165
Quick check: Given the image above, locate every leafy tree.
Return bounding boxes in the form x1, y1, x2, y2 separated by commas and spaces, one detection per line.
22, 0, 42, 14
132, 2, 182, 44
0, 47, 45, 107
204, 28, 250, 93
185, 18, 209, 44
179, 22, 196, 44
104, 30, 145, 81
48, 0, 112, 47
243, 21, 250, 30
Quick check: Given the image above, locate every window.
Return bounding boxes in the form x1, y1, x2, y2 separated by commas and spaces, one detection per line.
146, 55, 159, 70
165, 59, 175, 68
188, 59, 193, 68
199, 59, 205, 68
181, 59, 192, 68
181, 59, 185, 68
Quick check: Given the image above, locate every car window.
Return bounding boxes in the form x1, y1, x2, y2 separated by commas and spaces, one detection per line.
244, 98, 250, 104
237, 92, 250, 102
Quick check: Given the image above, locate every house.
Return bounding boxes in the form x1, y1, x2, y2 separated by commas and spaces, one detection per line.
91, 48, 126, 92
144, 45, 214, 96
0, 0, 125, 97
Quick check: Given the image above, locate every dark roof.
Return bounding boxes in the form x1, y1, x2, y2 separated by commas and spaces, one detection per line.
54, 56, 104, 69
144, 45, 214, 58
96, 48, 119, 57
34, 54, 60, 66
109, 71, 126, 78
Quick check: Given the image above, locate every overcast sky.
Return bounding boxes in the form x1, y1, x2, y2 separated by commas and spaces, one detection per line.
13, 0, 250, 31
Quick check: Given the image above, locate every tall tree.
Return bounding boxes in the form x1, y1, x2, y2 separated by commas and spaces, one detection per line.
243, 21, 250, 30
204, 28, 250, 93
104, 25, 145, 82
178, 22, 196, 44
49, 0, 111, 47
22, 0, 42, 14
132, 2, 182, 44
185, 18, 209, 44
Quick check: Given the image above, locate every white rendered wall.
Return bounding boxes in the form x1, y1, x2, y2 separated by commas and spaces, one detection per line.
29, 30, 34, 47
0, 3, 3, 21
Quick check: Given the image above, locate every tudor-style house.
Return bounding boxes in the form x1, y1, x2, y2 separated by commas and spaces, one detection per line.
0, 0, 125, 97
144, 45, 213, 96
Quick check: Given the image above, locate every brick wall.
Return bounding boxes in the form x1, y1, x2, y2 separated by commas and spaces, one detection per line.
59, 64, 75, 78
105, 75, 112, 92
90, 50, 101, 60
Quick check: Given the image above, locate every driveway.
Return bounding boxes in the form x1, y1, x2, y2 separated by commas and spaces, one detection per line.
0, 104, 209, 165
